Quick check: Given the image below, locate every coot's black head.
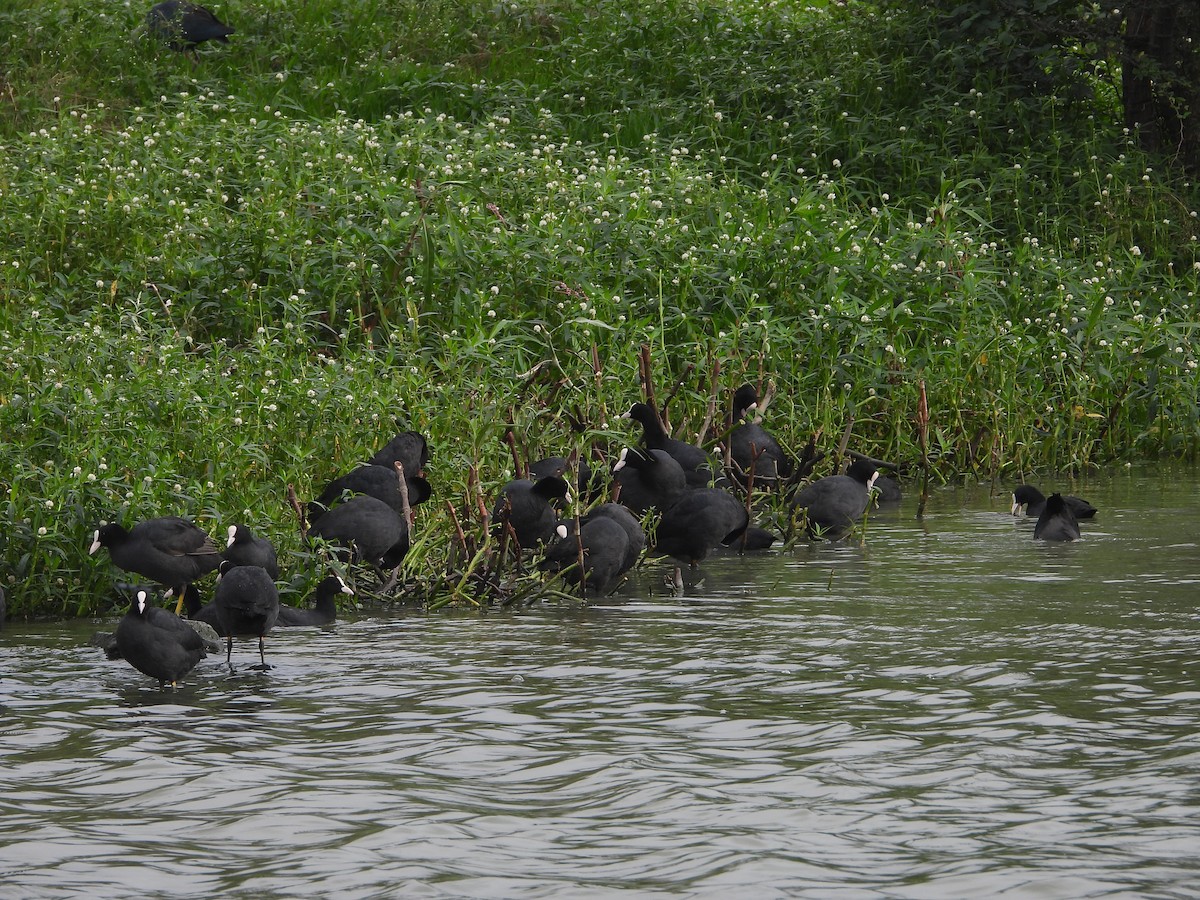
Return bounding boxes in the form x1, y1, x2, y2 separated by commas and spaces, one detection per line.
623, 402, 663, 434
846, 458, 878, 488
532, 475, 571, 503
731, 384, 759, 421
1011, 484, 1045, 514
89, 522, 128, 554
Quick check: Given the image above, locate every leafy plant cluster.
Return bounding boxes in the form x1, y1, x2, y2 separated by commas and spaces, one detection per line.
1, 0, 1198, 618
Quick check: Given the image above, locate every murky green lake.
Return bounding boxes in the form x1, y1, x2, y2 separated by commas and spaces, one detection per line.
2, 468, 1198, 897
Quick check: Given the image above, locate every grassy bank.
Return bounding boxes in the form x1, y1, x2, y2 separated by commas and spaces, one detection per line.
1, 0, 1198, 618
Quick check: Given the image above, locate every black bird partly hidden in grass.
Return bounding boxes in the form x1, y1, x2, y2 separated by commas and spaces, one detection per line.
1011, 485, 1097, 520
1033, 493, 1081, 542
492, 476, 571, 549
612, 447, 687, 515
115, 587, 208, 688
146, 1, 234, 53
212, 561, 280, 670
223, 524, 279, 579
792, 458, 878, 540
89, 516, 221, 614
624, 402, 715, 487
308, 495, 410, 570
541, 503, 646, 597
725, 384, 793, 489
310, 463, 431, 524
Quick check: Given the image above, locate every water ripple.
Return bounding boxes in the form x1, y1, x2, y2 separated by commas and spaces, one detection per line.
3, 473, 1200, 897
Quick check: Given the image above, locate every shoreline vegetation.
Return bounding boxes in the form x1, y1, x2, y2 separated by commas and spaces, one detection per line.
1, 0, 1198, 619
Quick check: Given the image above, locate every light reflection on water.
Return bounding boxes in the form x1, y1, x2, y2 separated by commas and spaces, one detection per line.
2, 471, 1199, 898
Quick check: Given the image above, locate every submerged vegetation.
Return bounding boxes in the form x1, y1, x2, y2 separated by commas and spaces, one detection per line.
1, 0, 1198, 618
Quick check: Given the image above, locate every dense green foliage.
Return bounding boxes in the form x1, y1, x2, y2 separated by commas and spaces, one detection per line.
1, 0, 1198, 618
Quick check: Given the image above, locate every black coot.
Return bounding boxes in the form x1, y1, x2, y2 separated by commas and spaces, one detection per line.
1012, 485, 1096, 519
792, 459, 878, 540
114, 588, 207, 687
541, 516, 631, 597
222, 525, 279, 579
873, 475, 902, 504
726, 384, 792, 488
654, 488, 749, 569
583, 503, 646, 574
612, 447, 687, 514
1033, 493, 1081, 541
146, 1, 234, 51
182, 582, 224, 634
531, 455, 601, 504
547, 503, 646, 595
492, 476, 570, 549
276, 574, 353, 627
624, 403, 714, 485
212, 561, 280, 669
89, 516, 221, 611
310, 464, 430, 523
308, 495, 410, 568
368, 430, 430, 476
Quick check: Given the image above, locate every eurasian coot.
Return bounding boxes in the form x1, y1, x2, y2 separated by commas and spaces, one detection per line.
308, 495, 410, 568
1033, 492, 1081, 541
492, 476, 571, 549
726, 384, 792, 488
1012, 485, 1096, 519
612, 447, 687, 515
792, 459, 878, 540
114, 587, 208, 687
89, 516, 221, 612
276, 573, 353, 627
654, 488, 749, 569
146, 1, 234, 52
212, 561, 280, 669
624, 402, 714, 486
222, 524, 279, 579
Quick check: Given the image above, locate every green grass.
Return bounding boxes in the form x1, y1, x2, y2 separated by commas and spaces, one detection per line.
1, 0, 1198, 618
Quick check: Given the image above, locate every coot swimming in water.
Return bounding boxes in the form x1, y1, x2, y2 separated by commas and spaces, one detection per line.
1033, 492, 1081, 542
792, 459, 878, 540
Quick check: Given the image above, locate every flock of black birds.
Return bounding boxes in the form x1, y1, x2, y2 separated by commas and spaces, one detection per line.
73, 2, 1099, 688
78, 380, 1098, 690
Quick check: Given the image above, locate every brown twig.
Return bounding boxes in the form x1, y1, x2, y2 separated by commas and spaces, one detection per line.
637, 344, 663, 431
917, 380, 931, 519
504, 430, 526, 479
658, 362, 695, 436
393, 461, 413, 525
287, 483, 308, 541
834, 413, 856, 472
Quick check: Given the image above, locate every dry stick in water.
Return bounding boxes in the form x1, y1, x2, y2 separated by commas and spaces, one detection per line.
917, 380, 931, 519
658, 361, 695, 437
637, 345, 661, 428
739, 447, 762, 552
287, 484, 308, 541
835, 413, 856, 473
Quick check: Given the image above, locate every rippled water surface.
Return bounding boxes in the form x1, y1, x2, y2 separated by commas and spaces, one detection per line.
3, 471, 1200, 898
